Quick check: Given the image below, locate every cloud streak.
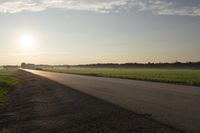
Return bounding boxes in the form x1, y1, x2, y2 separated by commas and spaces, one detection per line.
0, 0, 200, 16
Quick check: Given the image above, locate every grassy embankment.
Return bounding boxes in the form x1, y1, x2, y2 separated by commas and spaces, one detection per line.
0, 69, 20, 105
44, 67, 200, 86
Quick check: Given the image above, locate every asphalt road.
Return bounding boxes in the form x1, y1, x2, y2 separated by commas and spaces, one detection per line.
1, 70, 180, 132
24, 69, 200, 132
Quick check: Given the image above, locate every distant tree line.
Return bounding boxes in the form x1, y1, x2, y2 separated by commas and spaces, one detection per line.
74, 62, 200, 69
21, 61, 200, 69
21, 63, 54, 70
2, 65, 19, 70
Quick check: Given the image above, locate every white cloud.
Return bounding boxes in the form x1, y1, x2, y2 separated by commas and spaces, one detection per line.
0, 0, 200, 16
145, 0, 200, 16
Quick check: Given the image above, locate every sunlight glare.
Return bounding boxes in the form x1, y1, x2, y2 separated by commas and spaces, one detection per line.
19, 34, 35, 49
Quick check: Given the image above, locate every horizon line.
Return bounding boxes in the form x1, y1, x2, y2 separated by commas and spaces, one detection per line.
1, 61, 200, 66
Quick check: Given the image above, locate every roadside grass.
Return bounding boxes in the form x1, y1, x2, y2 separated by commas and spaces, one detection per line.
45, 67, 200, 86
0, 69, 20, 105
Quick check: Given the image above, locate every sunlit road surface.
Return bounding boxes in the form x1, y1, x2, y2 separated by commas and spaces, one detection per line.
23, 69, 200, 132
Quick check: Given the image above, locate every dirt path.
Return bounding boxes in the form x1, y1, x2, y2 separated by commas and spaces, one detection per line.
0, 70, 181, 133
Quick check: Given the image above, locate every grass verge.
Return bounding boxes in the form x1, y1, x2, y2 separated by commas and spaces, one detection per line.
0, 69, 20, 105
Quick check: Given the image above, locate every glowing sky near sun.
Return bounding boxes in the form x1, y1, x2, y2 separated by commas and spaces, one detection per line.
0, 0, 200, 65
19, 34, 36, 49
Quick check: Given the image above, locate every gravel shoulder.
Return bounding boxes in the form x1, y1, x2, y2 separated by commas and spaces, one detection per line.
0, 70, 182, 133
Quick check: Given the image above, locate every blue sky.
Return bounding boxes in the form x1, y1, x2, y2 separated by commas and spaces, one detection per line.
0, 0, 200, 65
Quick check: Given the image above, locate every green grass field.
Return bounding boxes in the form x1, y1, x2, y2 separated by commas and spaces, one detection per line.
0, 69, 20, 105
44, 67, 200, 86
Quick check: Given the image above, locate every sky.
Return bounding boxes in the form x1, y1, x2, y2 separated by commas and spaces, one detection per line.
0, 0, 200, 65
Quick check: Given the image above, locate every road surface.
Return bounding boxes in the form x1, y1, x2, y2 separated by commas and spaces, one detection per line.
24, 69, 200, 132
1, 70, 179, 132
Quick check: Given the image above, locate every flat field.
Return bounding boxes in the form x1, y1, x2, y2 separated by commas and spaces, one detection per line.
44, 67, 200, 86
0, 69, 20, 105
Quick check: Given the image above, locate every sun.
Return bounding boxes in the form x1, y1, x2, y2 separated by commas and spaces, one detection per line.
19, 34, 35, 49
